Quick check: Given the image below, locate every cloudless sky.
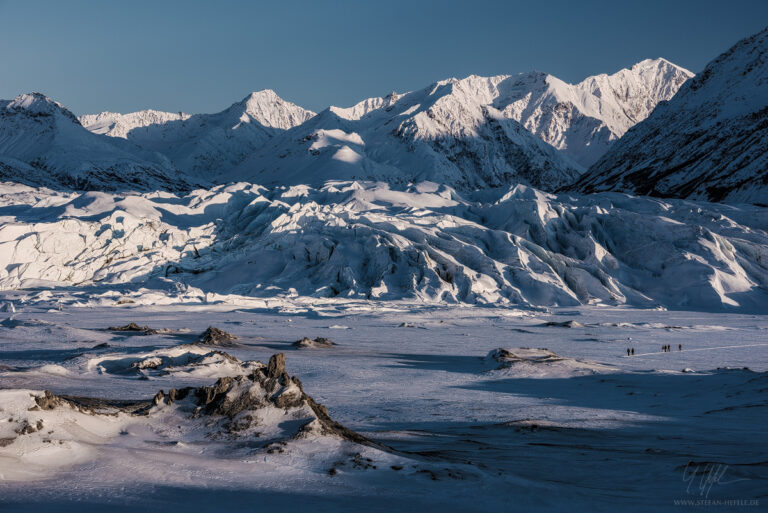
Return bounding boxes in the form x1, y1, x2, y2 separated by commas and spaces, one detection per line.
1, 0, 767, 115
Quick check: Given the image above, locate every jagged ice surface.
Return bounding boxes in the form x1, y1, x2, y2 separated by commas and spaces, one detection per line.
1, 180, 766, 312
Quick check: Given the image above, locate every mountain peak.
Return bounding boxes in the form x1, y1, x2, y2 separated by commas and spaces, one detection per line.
242, 89, 279, 104
4, 92, 80, 124
574, 26, 768, 203
632, 57, 676, 69
231, 89, 315, 129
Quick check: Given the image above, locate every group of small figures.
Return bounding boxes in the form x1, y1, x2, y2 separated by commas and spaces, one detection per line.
625, 344, 682, 356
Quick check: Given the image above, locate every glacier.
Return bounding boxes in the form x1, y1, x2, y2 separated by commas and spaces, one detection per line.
1, 180, 765, 313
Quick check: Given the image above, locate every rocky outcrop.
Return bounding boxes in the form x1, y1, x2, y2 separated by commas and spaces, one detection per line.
23, 353, 373, 447
197, 326, 238, 346
293, 337, 336, 349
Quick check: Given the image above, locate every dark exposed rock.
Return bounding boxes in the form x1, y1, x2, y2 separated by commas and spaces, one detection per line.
293, 337, 336, 349
487, 347, 564, 369
108, 322, 157, 335
33, 390, 62, 410
27, 353, 382, 450
197, 326, 238, 346
150, 353, 379, 446
267, 353, 286, 377
541, 320, 584, 328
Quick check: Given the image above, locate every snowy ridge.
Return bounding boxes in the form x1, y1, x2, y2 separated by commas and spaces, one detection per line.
229, 78, 583, 191
318, 59, 691, 168
1, 181, 766, 312
71, 59, 690, 189
78, 110, 191, 138
230, 61, 691, 189
328, 91, 404, 120
574, 27, 768, 203
488, 58, 692, 167
79, 90, 316, 181
0, 93, 190, 191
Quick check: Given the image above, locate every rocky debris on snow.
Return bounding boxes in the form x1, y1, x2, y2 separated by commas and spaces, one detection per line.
107, 322, 158, 335
85, 345, 261, 378
18, 353, 371, 445
541, 320, 585, 328
485, 347, 614, 377
293, 337, 336, 349
197, 326, 238, 346
488, 347, 564, 366
149, 353, 375, 444
0, 352, 382, 477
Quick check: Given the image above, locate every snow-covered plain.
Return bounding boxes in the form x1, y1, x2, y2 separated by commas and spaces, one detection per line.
0, 301, 765, 512
0, 179, 766, 511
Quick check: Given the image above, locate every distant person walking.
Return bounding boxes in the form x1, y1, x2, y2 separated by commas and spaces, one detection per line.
679, 344, 682, 351
631, 348, 634, 355
627, 348, 631, 356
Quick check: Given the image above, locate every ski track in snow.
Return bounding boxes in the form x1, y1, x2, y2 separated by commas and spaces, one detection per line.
628, 343, 768, 357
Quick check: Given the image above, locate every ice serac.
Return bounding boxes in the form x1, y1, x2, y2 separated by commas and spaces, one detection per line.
573, 27, 768, 204
79, 90, 315, 181
1, 181, 766, 313
229, 77, 583, 191
0, 93, 190, 191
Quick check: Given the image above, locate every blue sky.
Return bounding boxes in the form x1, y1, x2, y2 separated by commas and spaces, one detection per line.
1, 0, 766, 115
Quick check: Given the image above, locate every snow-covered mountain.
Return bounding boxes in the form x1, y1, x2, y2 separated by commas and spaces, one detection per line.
79, 109, 191, 138
227, 77, 583, 191
218, 61, 691, 189
574, 27, 768, 204
79, 90, 315, 181
0, 93, 190, 191
500, 58, 693, 167
74, 59, 689, 191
